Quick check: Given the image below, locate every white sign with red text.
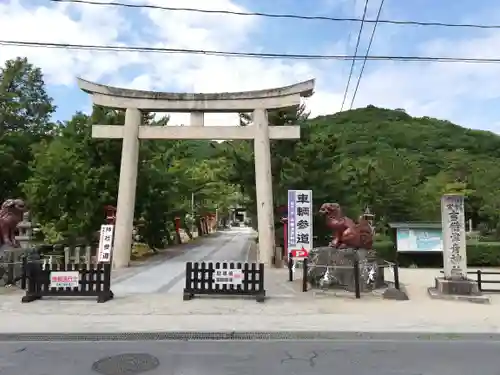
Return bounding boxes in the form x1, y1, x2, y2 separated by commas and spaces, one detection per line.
50, 271, 79, 288
213, 269, 244, 285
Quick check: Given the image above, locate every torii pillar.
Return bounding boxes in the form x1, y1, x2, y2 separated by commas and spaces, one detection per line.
78, 78, 315, 269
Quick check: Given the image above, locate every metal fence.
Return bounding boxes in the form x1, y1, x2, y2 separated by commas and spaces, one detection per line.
183, 261, 266, 302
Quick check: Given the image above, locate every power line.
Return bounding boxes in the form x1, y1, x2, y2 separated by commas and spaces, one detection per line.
349, 0, 386, 110
342, 0, 358, 85
340, 0, 369, 112
49, 0, 500, 30
3, 40, 500, 63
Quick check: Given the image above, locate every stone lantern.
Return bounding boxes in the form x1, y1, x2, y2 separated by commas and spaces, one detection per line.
363, 206, 375, 234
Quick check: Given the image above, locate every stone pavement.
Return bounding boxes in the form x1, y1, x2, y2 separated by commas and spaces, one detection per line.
1, 280, 500, 333
110, 231, 225, 284
111, 229, 251, 295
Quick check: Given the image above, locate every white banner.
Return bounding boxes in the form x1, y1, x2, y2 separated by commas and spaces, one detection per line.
287, 190, 313, 258
98, 224, 114, 263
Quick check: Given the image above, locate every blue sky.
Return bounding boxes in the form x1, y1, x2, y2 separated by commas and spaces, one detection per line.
2, 0, 500, 131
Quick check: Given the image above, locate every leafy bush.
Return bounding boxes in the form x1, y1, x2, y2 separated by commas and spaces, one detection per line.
374, 233, 392, 242
478, 223, 490, 237
374, 240, 500, 267
373, 241, 395, 260
467, 242, 500, 266
131, 242, 154, 260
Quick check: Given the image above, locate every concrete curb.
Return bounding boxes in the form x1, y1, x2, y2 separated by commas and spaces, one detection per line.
1, 331, 500, 342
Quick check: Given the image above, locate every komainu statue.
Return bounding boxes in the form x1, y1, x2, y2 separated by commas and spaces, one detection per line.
319, 203, 373, 250
0, 199, 27, 248
305, 203, 382, 292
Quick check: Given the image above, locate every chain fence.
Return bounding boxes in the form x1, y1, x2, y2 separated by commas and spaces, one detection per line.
287, 257, 400, 298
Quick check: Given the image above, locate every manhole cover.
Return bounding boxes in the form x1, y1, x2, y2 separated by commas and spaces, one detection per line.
92, 353, 160, 375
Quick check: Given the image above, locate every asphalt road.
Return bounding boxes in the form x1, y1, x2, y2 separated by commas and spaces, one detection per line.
1, 338, 500, 375
111, 228, 252, 295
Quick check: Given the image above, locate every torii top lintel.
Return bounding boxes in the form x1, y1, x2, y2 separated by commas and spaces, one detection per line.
77, 78, 315, 112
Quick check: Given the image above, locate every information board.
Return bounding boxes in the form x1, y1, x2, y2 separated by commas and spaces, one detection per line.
396, 228, 443, 252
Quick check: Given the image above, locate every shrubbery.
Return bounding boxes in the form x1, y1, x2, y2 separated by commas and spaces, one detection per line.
374, 241, 500, 267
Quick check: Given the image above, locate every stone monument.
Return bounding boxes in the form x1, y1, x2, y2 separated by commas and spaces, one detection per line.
429, 194, 486, 302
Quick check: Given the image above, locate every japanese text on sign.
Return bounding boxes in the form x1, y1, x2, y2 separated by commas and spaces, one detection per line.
446, 198, 463, 273
213, 269, 244, 285
50, 271, 79, 288
441, 195, 466, 278
98, 224, 114, 263
288, 190, 313, 257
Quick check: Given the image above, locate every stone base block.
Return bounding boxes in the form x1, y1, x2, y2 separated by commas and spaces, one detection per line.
382, 287, 409, 301
435, 277, 480, 295
428, 277, 490, 304
306, 247, 385, 292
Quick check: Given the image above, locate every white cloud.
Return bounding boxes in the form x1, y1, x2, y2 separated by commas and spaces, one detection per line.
0, 0, 319, 126
141, 0, 256, 50
1, 0, 500, 131
0, 0, 143, 85
347, 29, 500, 129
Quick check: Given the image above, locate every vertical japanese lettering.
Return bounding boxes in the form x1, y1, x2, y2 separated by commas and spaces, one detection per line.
442, 195, 466, 278
288, 190, 313, 257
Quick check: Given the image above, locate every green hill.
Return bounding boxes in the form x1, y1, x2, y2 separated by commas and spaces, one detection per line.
222, 105, 500, 238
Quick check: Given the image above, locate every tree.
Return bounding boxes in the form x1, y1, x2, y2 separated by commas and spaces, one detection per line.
23, 103, 239, 247
221, 105, 311, 224
0, 57, 56, 135
0, 57, 57, 199
22, 111, 118, 242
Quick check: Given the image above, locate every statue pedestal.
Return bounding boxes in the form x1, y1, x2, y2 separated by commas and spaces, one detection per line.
306, 247, 385, 292
428, 277, 490, 304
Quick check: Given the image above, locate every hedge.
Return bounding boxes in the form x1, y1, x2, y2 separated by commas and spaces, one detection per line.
373, 241, 500, 267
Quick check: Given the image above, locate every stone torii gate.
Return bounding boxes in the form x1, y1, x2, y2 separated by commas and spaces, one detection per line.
77, 78, 315, 269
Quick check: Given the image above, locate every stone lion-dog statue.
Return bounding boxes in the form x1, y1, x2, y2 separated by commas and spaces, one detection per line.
0, 199, 27, 248
319, 202, 373, 250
